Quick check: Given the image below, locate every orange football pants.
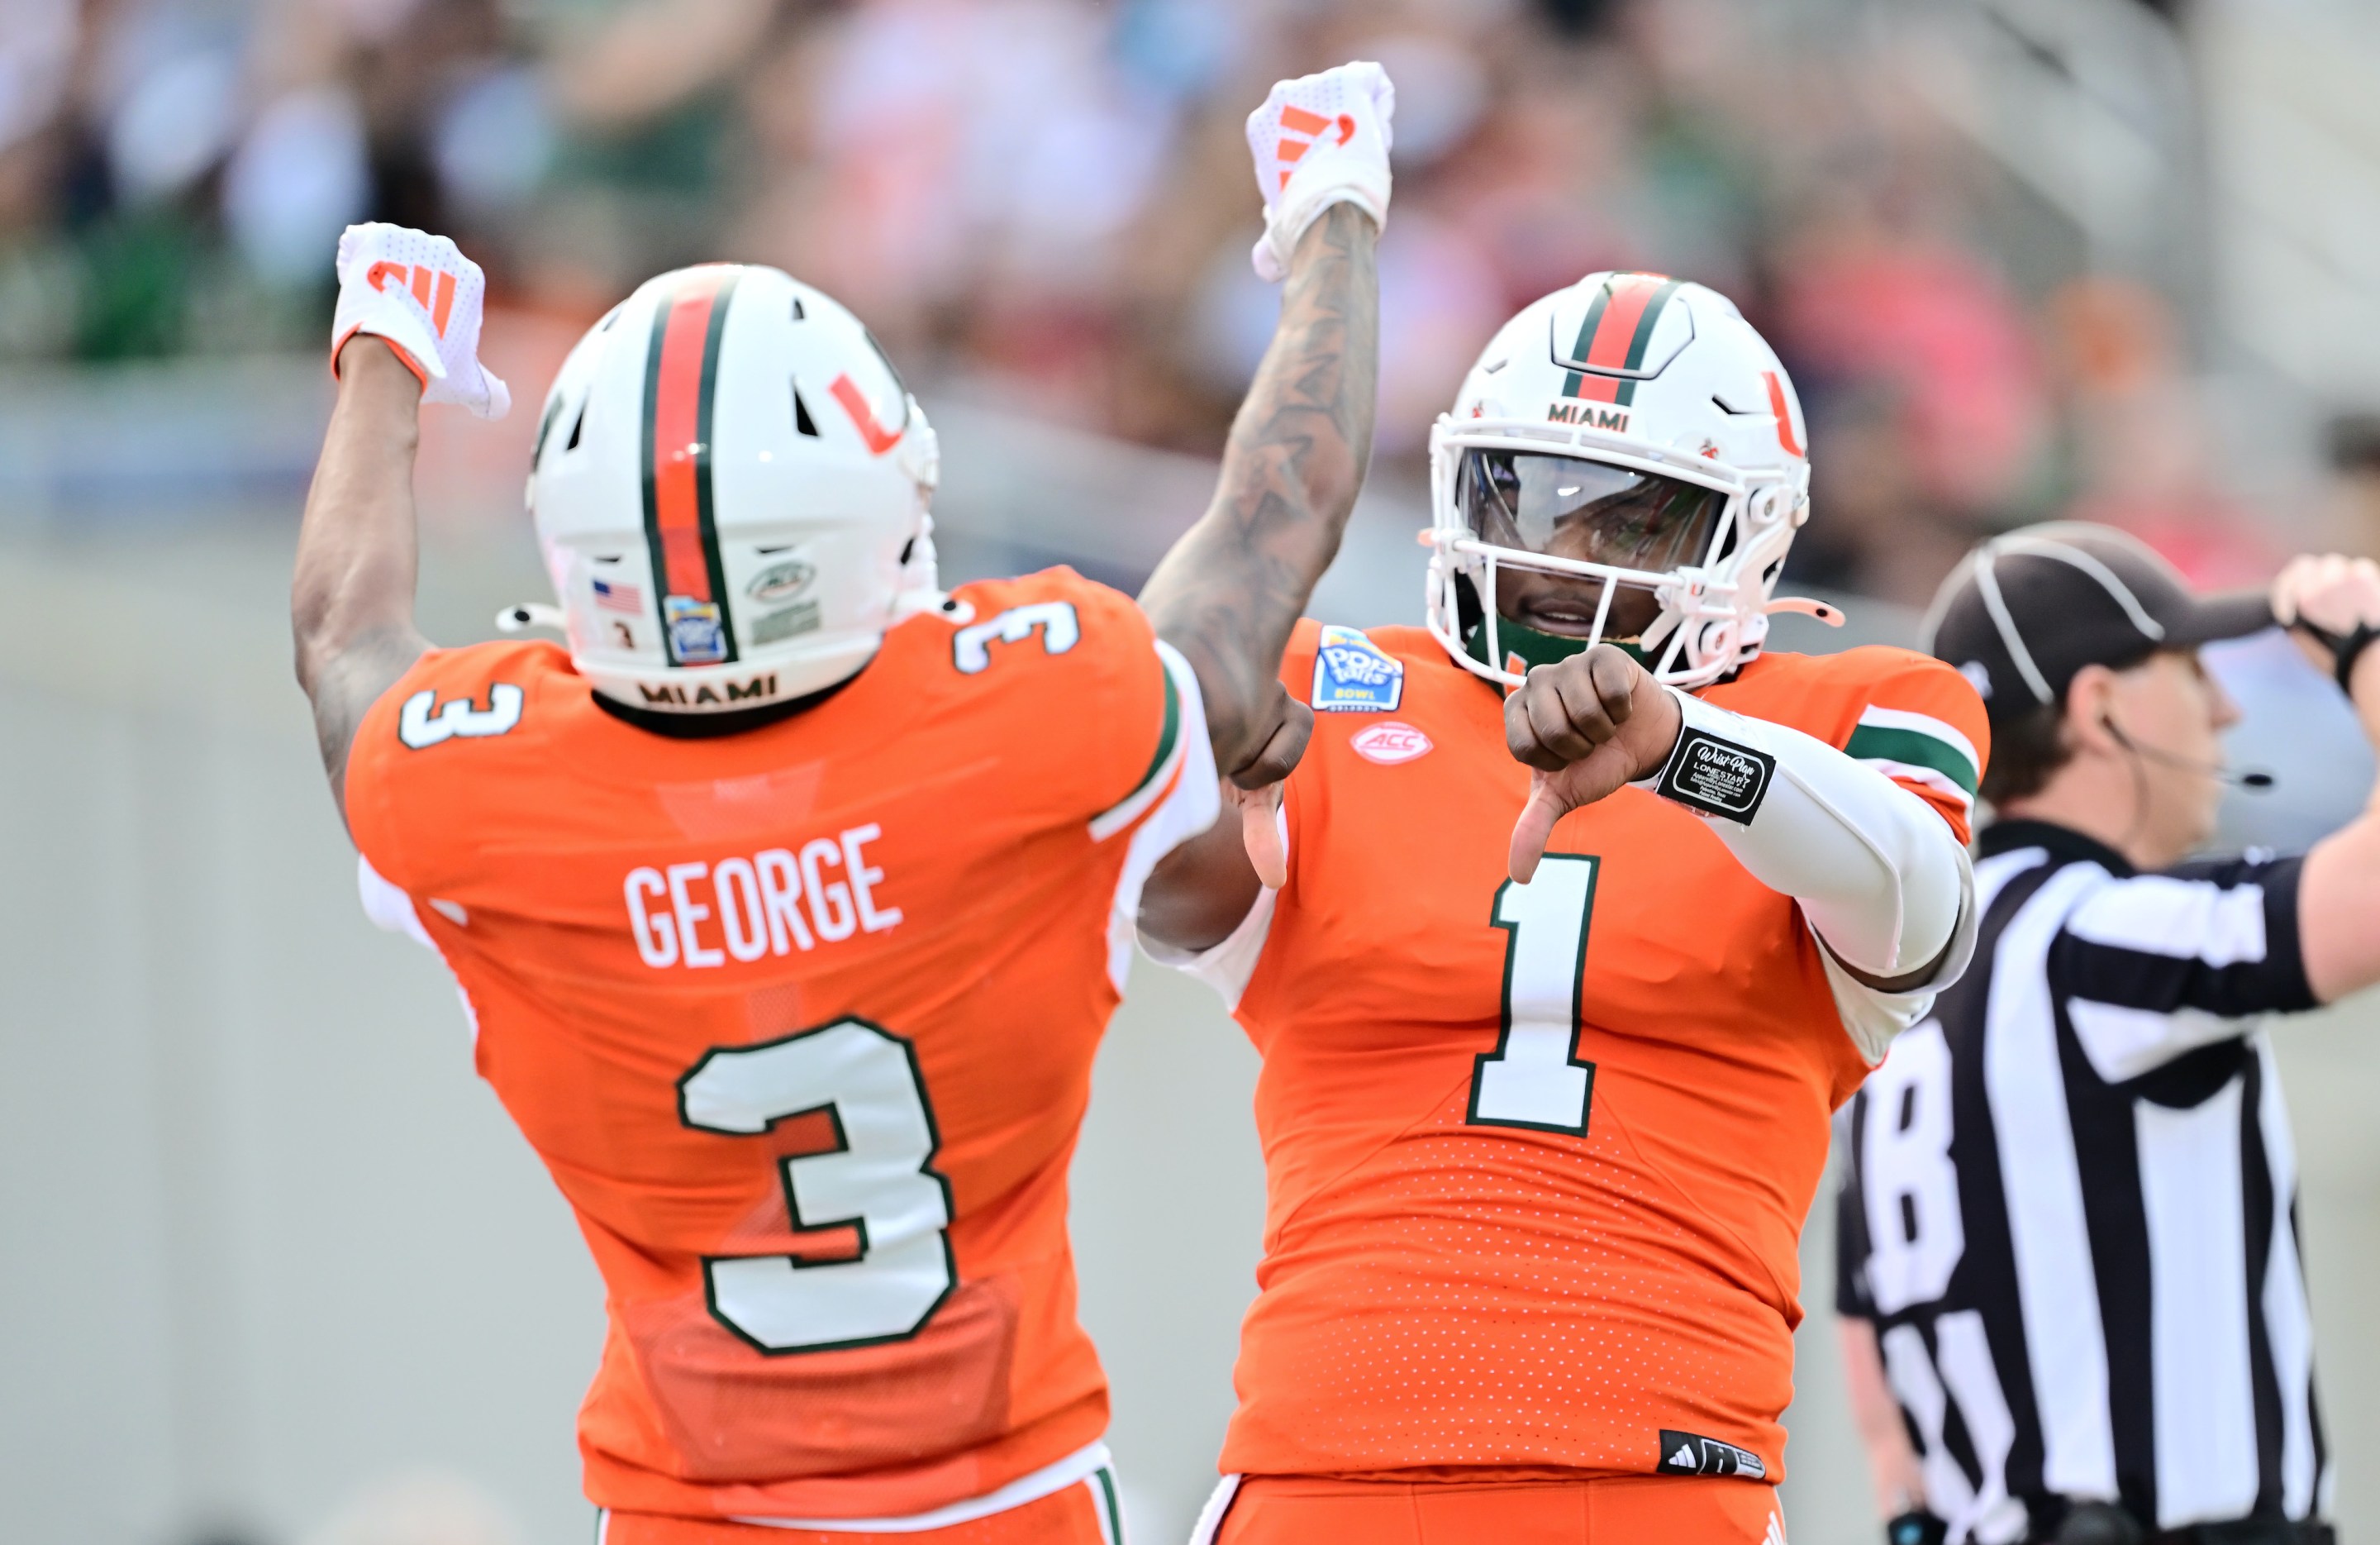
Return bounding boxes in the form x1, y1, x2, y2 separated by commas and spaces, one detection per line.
1211, 1474, 1784, 1545
598, 1476, 1116, 1545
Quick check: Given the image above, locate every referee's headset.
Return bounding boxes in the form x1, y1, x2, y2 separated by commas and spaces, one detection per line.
2097, 716, 2275, 792
1963, 536, 2277, 795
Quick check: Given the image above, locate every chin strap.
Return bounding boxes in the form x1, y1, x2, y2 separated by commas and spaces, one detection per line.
1637, 689, 1976, 1020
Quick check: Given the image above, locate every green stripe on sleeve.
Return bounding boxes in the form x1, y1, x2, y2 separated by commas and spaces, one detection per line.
1126, 662, 1182, 803
1089, 646, 1192, 841
1846, 723, 1978, 794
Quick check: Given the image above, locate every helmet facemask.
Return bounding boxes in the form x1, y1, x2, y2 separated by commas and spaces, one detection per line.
1460, 446, 1721, 652
1426, 421, 1802, 689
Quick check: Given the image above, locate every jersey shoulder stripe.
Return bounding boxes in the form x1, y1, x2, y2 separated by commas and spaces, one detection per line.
1846, 706, 1981, 794
1089, 651, 1183, 840
1715, 646, 1991, 846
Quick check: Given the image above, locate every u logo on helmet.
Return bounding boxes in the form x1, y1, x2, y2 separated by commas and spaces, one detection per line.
830, 373, 904, 454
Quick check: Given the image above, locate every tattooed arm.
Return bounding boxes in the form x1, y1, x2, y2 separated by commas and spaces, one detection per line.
1138, 203, 1380, 948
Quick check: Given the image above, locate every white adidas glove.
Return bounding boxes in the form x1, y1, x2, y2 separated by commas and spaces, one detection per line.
330, 222, 511, 418
1245, 61, 1394, 283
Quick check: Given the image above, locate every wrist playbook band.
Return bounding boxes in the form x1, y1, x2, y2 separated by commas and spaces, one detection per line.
1650, 720, 1775, 824
1633, 688, 1972, 989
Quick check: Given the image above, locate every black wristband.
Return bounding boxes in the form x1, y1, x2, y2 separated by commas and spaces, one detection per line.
2292, 620, 2378, 694
2336, 622, 2378, 694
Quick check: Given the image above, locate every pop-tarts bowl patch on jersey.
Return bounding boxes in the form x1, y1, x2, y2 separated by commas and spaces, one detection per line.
1312, 624, 1403, 712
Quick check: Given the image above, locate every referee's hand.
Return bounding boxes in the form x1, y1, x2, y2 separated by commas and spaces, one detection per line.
2272, 552, 2380, 699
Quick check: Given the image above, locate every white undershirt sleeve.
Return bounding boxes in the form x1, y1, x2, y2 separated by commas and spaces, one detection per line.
357, 852, 434, 949
1136, 803, 1285, 1011
1099, 639, 1226, 992
1640, 689, 1978, 1057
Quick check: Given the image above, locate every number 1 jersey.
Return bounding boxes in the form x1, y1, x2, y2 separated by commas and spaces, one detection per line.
342, 570, 1216, 1525
1159, 621, 1987, 1485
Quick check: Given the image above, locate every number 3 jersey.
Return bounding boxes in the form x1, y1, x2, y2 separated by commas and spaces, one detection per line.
341, 570, 1217, 1526
1154, 620, 1988, 1485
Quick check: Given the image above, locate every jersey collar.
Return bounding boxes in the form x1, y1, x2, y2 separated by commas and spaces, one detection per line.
1978, 818, 2136, 877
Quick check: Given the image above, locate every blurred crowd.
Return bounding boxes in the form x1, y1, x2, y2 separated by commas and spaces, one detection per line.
3, 0, 2375, 600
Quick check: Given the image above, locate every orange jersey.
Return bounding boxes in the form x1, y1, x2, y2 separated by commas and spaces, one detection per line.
1172, 622, 1986, 1484
598, 1452, 1124, 1544
1207, 1472, 1787, 1545
344, 569, 1216, 1525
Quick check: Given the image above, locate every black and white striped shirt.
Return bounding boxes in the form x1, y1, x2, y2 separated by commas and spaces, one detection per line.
1835, 820, 2327, 1543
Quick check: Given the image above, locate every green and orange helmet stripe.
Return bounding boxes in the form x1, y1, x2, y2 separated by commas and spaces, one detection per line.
640, 266, 742, 667
1559, 272, 1684, 407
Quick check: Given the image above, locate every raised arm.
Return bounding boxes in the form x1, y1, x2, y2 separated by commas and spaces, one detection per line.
2277, 554, 2380, 1003
293, 338, 433, 817
1140, 200, 1379, 780
1136, 64, 1388, 949
291, 224, 510, 823
1141, 64, 1388, 784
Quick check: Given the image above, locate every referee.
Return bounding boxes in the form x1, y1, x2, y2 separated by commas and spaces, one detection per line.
1833, 525, 2380, 1545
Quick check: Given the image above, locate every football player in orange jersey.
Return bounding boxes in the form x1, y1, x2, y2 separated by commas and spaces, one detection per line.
288, 64, 1392, 1545
1135, 274, 1992, 1544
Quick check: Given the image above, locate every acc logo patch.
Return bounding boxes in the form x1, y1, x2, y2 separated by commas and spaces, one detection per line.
1311, 624, 1403, 713
1350, 722, 1432, 765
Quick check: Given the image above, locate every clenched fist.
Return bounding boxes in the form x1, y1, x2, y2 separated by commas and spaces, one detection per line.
1506, 645, 1683, 883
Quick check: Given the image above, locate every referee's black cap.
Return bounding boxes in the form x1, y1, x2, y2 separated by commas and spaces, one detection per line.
1923, 522, 2272, 720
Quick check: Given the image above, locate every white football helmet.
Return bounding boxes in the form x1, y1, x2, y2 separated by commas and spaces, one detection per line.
1424, 272, 1823, 689
523, 264, 945, 713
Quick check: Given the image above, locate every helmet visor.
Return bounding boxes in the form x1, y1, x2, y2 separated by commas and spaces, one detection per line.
1458, 449, 1724, 575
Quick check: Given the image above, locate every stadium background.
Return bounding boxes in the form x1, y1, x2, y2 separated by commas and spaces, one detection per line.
4, 0, 2380, 1540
